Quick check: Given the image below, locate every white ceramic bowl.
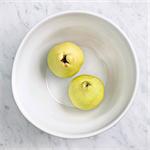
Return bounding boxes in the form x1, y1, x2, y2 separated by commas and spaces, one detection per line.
12, 11, 139, 138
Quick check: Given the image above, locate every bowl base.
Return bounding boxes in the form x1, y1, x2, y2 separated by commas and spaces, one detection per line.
46, 45, 108, 107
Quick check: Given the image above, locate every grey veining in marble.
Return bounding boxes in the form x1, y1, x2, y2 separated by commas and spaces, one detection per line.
0, 1, 148, 150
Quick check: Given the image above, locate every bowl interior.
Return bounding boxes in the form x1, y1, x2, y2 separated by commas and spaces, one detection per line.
12, 12, 137, 138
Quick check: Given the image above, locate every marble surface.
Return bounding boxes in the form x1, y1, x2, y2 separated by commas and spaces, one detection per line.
0, 1, 148, 150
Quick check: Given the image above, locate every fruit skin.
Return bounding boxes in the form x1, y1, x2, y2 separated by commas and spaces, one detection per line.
68, 75, 104, 110
47, 42, 84, 78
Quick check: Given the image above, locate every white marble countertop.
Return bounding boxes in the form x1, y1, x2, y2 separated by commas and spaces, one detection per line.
0, 1, 148, 150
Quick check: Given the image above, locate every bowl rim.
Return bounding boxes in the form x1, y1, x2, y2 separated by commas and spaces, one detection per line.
12, 10, 139, 139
